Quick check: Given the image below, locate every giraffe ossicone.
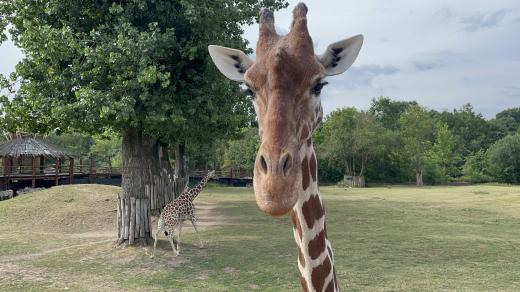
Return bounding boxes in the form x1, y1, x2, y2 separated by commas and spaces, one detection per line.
152, 170, 217, 257
209, 2, 363, 291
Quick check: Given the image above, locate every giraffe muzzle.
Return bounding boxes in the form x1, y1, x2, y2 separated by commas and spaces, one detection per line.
253, 146, 301, 216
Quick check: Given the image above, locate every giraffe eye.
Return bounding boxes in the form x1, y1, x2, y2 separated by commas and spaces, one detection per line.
246, 88, 256, 98
311, 81, 328, 96
241, 84, 256, 99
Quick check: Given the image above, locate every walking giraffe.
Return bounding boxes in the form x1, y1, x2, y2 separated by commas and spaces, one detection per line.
208, 3, 363, 291
152, 170, 217, 257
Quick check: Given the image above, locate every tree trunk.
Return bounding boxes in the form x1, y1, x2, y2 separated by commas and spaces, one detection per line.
141, 133, 162, 212
355, 156, 367, 188
352, 176, 365, 188
159, 142, 175, 204
115, 127, 152, 246
174, 143, 188, 198
416, 170, 424, 186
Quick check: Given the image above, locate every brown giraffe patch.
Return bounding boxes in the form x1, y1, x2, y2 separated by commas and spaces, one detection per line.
297, 246, 306, 268
301, 194, 324, 229
307, 138, 312, 147
290, 210, 303, 240
300, 124, 309, 141
299, 275, 309, 292
301, 155, 310, 190
311, 257, 332, 292
308, 230, 326, 260
310, 152, 317, 182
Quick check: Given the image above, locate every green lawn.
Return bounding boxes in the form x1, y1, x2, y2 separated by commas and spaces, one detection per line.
0, 184, 519, 291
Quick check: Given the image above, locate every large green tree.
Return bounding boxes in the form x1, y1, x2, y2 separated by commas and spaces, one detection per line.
399, 104, 435, 186
436, 104, 500, 155
369, 96, 418, 130
225, 127, 260, 172
490, 108, 520, 137
318, 108, 393, 187
0, 0, 287, 245
428, 122, 461, 182
486, 134, 520, 183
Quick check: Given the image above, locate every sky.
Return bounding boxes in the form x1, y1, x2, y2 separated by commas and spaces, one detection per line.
1, 0, 519, 119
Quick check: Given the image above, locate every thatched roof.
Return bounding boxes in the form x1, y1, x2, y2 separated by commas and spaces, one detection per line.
0, 136, 73, 159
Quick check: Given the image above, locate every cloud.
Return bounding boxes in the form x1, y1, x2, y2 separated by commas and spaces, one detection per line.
338, 64, 400, 89
411, 51, 464, 72
500, 85, 520, 98
413, 61, 441, 72
434, 7, 456, 21
460, 8, 515, 32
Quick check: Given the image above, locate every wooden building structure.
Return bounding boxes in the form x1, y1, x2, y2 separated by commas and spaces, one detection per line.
0, 135, 75, 190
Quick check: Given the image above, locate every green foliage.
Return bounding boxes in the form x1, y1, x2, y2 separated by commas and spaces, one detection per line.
462, 149, 493, 183
186, 139, 226, 171
225, 127, 260, 171
486, 134, 520, 183
399, 104, 435, 178
47, 133, 94, 158
315, 158, 344, 184
436, 104, 500, 155
490, 107, 520, 137
89, 134, 123, 168
317, 108, 394, 180
0, 0, 287, 146
428, 122, 462, 182
369, 97, 417, 130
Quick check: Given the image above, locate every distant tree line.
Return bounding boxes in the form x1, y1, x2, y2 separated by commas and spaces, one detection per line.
320, 98, 520, 185
213, 97, 520, 186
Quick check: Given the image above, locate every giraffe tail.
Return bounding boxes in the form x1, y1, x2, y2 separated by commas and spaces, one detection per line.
164, 231, 169, 236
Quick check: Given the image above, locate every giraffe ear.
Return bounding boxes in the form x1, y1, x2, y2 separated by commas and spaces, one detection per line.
208, 45, 253, 82
318, 34, 364, 76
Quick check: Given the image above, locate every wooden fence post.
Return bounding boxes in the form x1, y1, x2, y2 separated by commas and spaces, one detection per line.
6, 157, 12, 190
88, 157, 96, 184
69, 158, 74, 184
55, 158, 60, 186
108, 156, 112, 177
40, 155, 45, 174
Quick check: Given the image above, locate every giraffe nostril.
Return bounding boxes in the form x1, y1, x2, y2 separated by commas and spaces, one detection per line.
259, 155, 268, 174
281, 153, 292, 176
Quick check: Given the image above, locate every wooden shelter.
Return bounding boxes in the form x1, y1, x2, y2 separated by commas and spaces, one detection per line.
0, 135, 75, 190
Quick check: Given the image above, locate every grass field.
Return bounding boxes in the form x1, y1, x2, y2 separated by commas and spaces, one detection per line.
0, 184, 519, 291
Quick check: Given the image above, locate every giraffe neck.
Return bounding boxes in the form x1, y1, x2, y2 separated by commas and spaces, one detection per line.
291, 142, 339, 292
187, 174, 210, 201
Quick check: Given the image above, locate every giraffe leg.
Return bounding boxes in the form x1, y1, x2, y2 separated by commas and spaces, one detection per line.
176, 223, 183, 256
191, 218, 204, 248
151, 218, 165, 258
167, 230, 178, 256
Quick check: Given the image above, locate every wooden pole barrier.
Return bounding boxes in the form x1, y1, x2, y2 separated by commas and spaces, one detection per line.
69, 158, 74, 184
40, 155, 45, 174
55, 158, 60, 186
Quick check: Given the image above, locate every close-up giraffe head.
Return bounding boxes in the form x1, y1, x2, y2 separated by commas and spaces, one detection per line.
209, 3, 363, 216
